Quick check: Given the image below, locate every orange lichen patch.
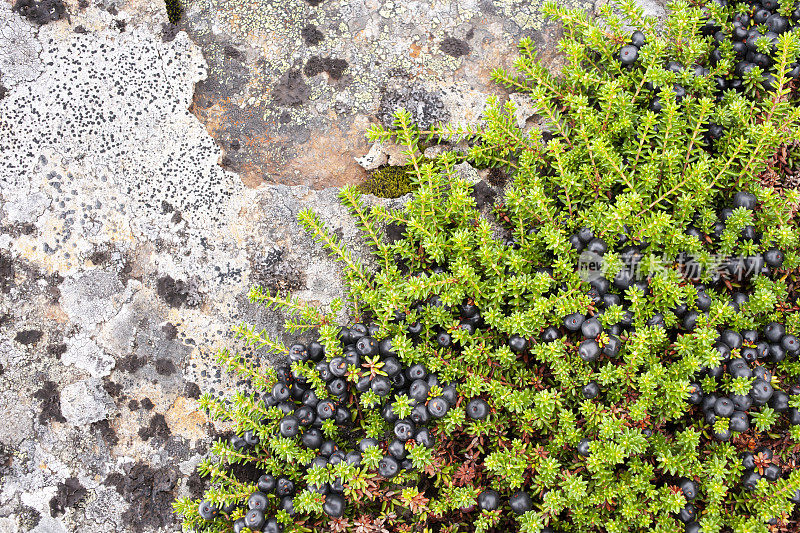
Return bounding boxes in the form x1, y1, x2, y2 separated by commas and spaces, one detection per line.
44, 304, 70, 323
410, 43, 422, 58
284, 121, 370, 188
165, 396, 209, 442
191, 102, 228, 138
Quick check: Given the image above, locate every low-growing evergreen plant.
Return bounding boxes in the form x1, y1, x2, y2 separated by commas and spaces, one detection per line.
175, 0, 800, 531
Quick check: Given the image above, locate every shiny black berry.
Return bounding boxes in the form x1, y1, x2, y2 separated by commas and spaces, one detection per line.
198, 500, 218, 520
742, 470, 761, 491
371, 375, 392, 396
729, 411, 749, 432
355, 336, 378, 357
679, 479, 697, 500
508, 334, 527, 354
466, 398, 489, 420
279, 415, 299, 438
582, 381, 600, 399
394, 420, 415, 441
247, 491, 269, 511
379, 455, 399, 478
427, 397, 450, 418
578, 339, 600, 362
276, 477, 295, 497
244, 509, 265, 531
564, 313, 585, 331
732, 191, 757, 210
472, 489, 498, 511
509, 491, 533, 515
620, 45, 639, 65
577, 438, 591, 457
316, 400, 335, 420
323, 493, 345, 518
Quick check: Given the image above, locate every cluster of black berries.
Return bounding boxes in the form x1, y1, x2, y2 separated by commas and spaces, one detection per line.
618, 5, 800, 126
197, 318, 470, 530
672, 192, 786, 286
739, 447, 786, 491
671, 479, 708, 533
565, 194, 798, 444
475, 488, 539, 517
687, 327, 800, 441
706, 0, 800, 92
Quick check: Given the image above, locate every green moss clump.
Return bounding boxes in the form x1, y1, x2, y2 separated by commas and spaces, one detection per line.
358, 164, 416, 198
165, 0, 183, 24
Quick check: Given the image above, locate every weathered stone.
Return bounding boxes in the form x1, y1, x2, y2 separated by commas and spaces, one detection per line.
59, 379, 114, 426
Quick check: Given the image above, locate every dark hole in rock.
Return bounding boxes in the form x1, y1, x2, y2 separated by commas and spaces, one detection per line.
12, 0, 67, 26
272, 69, 309, 107
185, 470, 206, 499
102, 379, 123, 398
324, 58, 348, 80
0, 253, 14, 293
92, 419, 119, 446
87, 250, 108, 265
303, 56, 348, 80
156, 275, 186, 307
384, 222, 407, 243
162, 322, 178, 340
48, 343, 67, 356
303, 56, 325, 77
33, 381, 66, 424
223, 45, 243, 59
138, 413, 170, 441
471, 180, 497, 209
440, 36, 471, 58
184, 381, 201, 399
104, 462, 177, 529
140, 398, 154, 410
15, 329, 43, 345
154, 358, 176, 376
117, 353, 146, 373
301, 24, 324, 46
487, 167, 507, 187
49, 477, 87, 517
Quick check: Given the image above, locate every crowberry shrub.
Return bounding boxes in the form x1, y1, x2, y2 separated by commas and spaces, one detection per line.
175, 0, 800, 531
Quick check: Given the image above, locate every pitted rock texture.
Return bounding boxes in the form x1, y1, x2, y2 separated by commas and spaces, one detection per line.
0, 0, 666, 530
0, 1, 397, 530
181, 0, 600, 188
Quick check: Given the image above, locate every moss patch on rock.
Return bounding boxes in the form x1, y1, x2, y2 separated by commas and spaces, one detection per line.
358, 160, 434, 198
164, 0, 183, 24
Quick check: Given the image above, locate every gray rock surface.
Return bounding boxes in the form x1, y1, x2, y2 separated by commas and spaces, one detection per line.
0, 0, 665, 530
60, 379, 115, 426
182, 0, 597, 188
